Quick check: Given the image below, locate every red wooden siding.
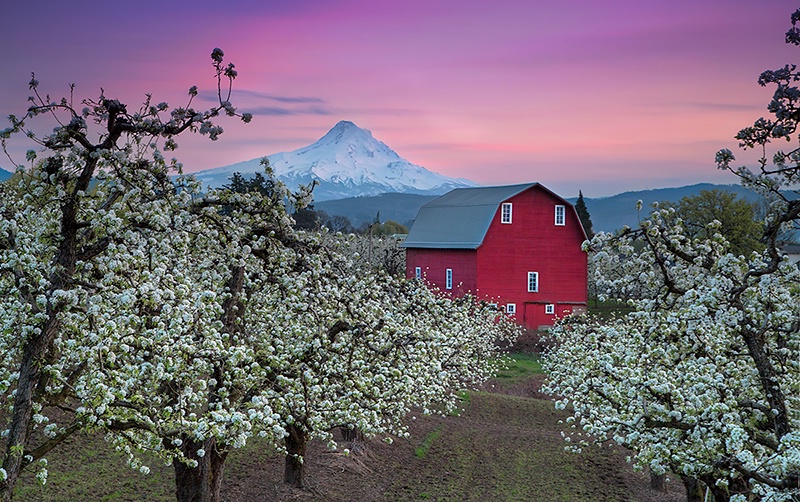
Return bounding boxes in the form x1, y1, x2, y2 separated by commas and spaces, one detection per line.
405, 248, 476, 296
476, 188, 587, 329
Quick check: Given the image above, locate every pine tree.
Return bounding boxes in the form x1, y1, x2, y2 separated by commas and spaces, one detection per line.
575, 190, 594, 239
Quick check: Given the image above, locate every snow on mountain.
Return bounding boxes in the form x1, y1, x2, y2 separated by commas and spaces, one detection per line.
192, 120, 476, 201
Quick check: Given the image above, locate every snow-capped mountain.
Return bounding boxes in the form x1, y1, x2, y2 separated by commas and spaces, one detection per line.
192, 120, 476, 201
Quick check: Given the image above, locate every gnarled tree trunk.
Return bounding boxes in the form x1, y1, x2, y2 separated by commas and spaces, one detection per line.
173, 437, 228, 502
284, 424, 309, 488
681, 476, 704, 502
0, 319, 58, 501
649, 471, 666, 492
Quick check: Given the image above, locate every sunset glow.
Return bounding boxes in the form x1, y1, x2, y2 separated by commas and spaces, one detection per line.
2, 0, 798, 197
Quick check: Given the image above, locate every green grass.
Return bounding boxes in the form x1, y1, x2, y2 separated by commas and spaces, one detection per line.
414, 425, 443, 458
587, 299, 635, 319
495, 352, 543, 382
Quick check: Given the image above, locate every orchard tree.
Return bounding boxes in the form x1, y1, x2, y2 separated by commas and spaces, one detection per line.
70, 168, 317, 502
662, 189, 764, 257
328, 231, 406, 275
545, 10, 800, 501
0, 48, 251, 500
244, 235, 519, 487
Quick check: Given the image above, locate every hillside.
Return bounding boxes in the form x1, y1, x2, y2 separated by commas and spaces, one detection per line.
570, 183, 760, 233
314, 183, 760, 232
0, 168, 11, 182
315, 193, 437, 227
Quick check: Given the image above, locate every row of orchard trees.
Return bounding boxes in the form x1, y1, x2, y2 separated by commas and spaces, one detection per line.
546, 10, 800, 502
0, 50, 517, 501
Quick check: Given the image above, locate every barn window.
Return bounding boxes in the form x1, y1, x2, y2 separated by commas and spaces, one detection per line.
415, 266, 421, 279
527, 272, 538, 292
501, 203, 512, 224
555, 205, 565, 226
446, 268, 453, 289
545, 304, 555, 314
506, 303, 517, 315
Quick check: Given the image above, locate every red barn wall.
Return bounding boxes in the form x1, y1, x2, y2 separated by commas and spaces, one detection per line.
476, 186, 587, 328
405, 248, 477, 296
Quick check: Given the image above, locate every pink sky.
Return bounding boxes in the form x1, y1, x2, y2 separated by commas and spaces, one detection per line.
2, 0, 798, 197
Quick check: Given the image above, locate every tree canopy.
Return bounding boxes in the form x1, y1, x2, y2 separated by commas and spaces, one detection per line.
661, 188, 764, 257
545, 10, 800, 502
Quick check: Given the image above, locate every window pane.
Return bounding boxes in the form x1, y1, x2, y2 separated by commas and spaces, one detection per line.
501, 203, 512, 224
527, 271, 538, 292
555, 205, 565, 225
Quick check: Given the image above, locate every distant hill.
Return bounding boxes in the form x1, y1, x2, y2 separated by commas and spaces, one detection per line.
316, 183, 763, 233
315, 193, 437, 228
0, 168, 11, 182
571, 183, 762, 233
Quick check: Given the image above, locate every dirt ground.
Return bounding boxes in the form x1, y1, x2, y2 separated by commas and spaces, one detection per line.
13, 364, 688, 501
218, 374, 686, 502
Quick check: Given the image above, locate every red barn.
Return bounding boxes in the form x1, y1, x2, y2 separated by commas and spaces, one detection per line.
402, 183, 588, 329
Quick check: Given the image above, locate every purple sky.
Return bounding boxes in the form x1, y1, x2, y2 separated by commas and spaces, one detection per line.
2, 0, 798, 197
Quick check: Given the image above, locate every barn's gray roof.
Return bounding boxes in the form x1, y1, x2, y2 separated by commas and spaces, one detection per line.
401, 183, 538, 249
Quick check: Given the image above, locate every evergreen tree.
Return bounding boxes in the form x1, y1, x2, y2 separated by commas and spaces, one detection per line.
575, 190, 594, 239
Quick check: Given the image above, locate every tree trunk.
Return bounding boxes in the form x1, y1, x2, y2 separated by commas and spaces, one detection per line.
284, 424, 309, 488
681, 476, 704, 502
0, 172, 91, 501
339, 426, 366, 454
0, 316, 60, 501
339, 426, 364, 443
649, 471, 666, 492
173, 437, 228, 502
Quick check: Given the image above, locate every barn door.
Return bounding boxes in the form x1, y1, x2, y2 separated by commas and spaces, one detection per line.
523, 302, 539, 330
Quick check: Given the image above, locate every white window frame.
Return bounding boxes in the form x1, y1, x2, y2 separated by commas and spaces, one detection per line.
545, 304, 555, 315
505, 303, 516, 315
446, 268, 453, 290
415, 266, 421, 279
527, 271, 539, 293
501, 203, 513, 224
555, 205, 565, 226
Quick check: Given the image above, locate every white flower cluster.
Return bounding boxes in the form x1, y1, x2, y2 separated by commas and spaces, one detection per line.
545, 207, 800, 498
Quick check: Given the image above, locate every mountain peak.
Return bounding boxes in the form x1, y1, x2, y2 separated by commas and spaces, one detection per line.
332, 119, 358, 130
317, 120, 374, 146
192, 121, 477, 201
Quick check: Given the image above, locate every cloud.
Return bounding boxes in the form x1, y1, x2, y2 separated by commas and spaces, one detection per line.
244, 105, 332, 116
671, 101, 762, 112
195, 89, 332, 116
198, 89, 326, 105
231, 90, 326, 104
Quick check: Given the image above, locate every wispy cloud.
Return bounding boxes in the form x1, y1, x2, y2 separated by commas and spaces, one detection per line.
245, 105, 332, 116
231, 90, 326, 104
198, 89, 326, 105
195, 89, 332, 116
673, 101, 762, 112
